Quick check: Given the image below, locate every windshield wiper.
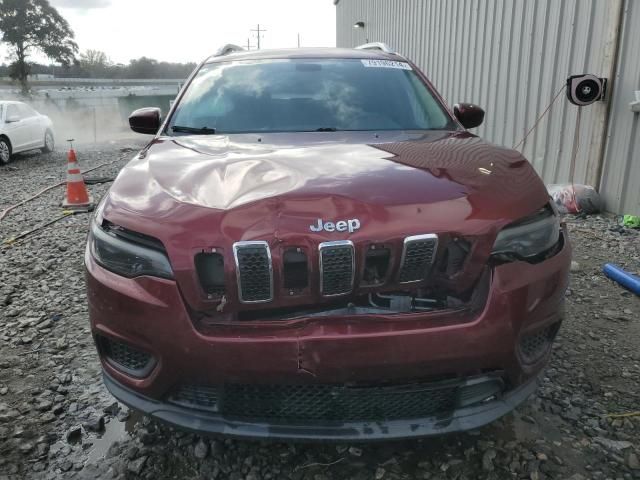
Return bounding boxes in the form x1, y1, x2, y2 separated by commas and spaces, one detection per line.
315, 127, 337, 132
172, 125, 217, 134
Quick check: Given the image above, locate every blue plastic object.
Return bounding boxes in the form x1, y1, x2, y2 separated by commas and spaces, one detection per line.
603, 263, 640, 296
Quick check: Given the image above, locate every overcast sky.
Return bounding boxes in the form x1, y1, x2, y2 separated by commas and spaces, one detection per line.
2, 0, 336, 65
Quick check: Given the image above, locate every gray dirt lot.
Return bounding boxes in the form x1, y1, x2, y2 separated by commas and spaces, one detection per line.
0, 139, 639, 480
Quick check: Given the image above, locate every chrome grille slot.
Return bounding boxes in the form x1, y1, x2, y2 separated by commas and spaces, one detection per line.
233, 241, 273, 303
319, 240, 355, 296
399, 234, 438, 283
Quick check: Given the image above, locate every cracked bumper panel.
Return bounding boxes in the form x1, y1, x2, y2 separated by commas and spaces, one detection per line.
86, 234, 570, 435
102, 370, 539, 441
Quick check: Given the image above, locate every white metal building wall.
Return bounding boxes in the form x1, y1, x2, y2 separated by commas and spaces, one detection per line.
599, 0, 640, 215
336, 0, 639, 214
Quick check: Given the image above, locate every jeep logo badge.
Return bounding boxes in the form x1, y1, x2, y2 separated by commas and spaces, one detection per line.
310, 218, 361, 233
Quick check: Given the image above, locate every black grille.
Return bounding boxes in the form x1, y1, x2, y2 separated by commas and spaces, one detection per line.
234, 242, 272, 302
319, 242, 355, 296
168, 381, 458, 423
520, 323, 559, 363
168, 384, 219, 411
99, 336, 153, 376
399, 235, 438, 283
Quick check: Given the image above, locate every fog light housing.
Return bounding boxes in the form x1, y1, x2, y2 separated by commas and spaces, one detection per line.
96, 335, 156, 378
519, 323, 560, 364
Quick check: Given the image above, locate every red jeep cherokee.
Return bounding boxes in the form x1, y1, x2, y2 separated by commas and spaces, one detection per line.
85, 44, 571, 440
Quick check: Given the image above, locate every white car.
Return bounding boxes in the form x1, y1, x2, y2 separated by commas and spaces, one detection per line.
0, 101, 55, 164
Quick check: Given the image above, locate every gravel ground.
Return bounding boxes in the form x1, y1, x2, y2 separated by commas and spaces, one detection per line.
1, 140, 639, 480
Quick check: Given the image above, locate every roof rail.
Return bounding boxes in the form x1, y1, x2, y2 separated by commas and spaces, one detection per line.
355, 42, 395, 54
215, 44, 245, 57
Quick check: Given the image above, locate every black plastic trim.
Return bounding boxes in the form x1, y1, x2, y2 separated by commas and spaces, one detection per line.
102, 371, 539, 441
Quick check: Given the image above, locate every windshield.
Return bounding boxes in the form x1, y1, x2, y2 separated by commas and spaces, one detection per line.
168, 58, 455, 134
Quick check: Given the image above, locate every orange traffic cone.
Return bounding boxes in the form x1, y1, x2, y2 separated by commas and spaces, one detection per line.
62, 141, 93, 211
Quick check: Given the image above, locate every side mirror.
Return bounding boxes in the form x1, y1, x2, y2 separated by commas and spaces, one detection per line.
129, 107, 161, 134
453, 103, 485, 129
5, 115, 20, 123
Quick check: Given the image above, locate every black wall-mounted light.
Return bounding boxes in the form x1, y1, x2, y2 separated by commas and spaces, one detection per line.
353, 21, 365, 29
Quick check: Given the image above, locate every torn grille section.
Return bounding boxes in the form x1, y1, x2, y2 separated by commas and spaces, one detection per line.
362, 245, 391, 286
283, 248, 309, 291
319, 241, 355, 296
233, 241, 273, 303
399, 234, 438, 283
195, 251, 225, 298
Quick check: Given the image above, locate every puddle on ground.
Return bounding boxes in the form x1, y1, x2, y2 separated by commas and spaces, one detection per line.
85, 409, 143, 465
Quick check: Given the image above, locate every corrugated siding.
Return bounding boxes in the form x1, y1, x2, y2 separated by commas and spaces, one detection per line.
337, 0, 638, 214
600, 0, 640, 215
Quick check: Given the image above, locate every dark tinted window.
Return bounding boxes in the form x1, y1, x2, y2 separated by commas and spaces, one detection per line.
170, 59, 453, 134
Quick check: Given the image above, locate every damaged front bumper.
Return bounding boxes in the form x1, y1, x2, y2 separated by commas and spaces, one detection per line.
86, 230, 570, 440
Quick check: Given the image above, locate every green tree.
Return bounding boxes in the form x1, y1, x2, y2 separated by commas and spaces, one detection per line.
127, 57, 159, 78
0, 0, 77, 93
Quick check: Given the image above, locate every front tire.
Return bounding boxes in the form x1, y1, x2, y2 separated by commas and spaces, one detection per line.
0, 137, 11, 165
41, 130, 55, 153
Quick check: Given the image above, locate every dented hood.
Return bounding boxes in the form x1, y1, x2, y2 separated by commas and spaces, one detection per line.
107, 130, 548, 224
103, 130, 551, 312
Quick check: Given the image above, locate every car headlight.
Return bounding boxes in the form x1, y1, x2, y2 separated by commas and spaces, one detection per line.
492, 206, 560, 260
89, 221, 173, 279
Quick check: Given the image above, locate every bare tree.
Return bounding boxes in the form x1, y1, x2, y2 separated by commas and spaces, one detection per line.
79, 49, 111, 77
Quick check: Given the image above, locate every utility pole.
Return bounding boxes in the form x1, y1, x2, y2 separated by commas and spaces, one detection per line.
246, 38, 251, 51
251, 24, 266, 50
297, 33, 301, 48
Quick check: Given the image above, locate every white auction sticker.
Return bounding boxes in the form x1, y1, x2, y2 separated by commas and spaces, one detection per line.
361, 59, 412, 70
